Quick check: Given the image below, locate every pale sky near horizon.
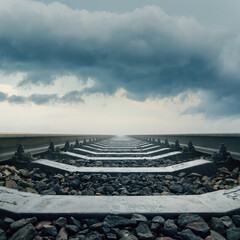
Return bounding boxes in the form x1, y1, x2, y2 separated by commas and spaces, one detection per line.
0, 0, 240, 135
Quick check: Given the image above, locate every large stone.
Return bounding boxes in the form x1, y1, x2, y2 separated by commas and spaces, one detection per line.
65, 224, 79, 235
40, 225, 58, 237
152, 216, 165, 225
103, 215, 136, 228
209, 230, 226, 240
178, 214, 205, 228
169, 184, 183, 193
209, 217, 225, 235
9, 223, 37, 240
69, 217, 81, 228
85, 231, 103, 240
162, 220, 177, 237
0, 218, 14, 231
10, 217, 37, 231
135, 222, 154, 240
233, 215, 240, 227
56, 227, 68, 240
186, 221, 210, 237
131, 214, 148, 222
120, 230, 138, 240
178, 229, 203, 240
220, 216, 235, 228
55, 217, 67, 228
226, 228, 240, 240
0, 228, 6, 240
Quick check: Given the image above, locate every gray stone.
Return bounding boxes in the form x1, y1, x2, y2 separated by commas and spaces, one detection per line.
104, 215, 137, 228
65, 224, 79, 235
0, 229, 6, 240
226, 228, 240, 240
40, 225, 58, 237
56, 227, 68, 240
178, 214, 205, 228
0, 218, 14, 230
233, 215, 240, 227
10, 217, 37, 231
150, 222, 161, 231
220, 216, 235, 228
69, 217, 81, 228
169, 184, 183, 193
9, 223, 37, 240
85, 231, 103, 240
131, 214, 148, 222
55, 217, 67, 228
163, 219, 177, 237
186, 221, 210, 237
178, 229, 203, 240
152, 216, 165, 225
210, 217, 225, 235
210, 230, 226, 240
106, 233, 117, 239
136, 222, 154, 239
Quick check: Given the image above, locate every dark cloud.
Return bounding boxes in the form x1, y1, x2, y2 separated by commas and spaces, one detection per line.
0, 1, 240, 117
61, 91, 84, 103
0, 91, 84, 105
8, 95, 27, 104
0, 92, 8, 101
28, 94, 58, 105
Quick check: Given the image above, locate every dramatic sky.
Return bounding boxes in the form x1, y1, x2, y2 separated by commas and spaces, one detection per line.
0, 0, 240, 134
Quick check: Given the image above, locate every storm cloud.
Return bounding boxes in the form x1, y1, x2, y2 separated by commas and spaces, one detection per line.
0, 91, 84, 105
0, 0, 240, 117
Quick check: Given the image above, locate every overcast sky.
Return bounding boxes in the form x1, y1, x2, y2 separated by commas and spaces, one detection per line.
0, 0, 240, 134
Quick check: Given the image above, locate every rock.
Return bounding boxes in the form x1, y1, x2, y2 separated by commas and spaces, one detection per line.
131, 214, 148, 222
226, 228, 240, 240
41, 188, 56, 195
105, 185, 115, 194
135, 222, 154, 240
152, 216, 165, 225
26, 188, 38, 194
55, 217, 67, 228
119, 230, 138, 240
156, 237, 174, 240
209, 230, 226, 240
107, 233, 117, 239
233, 215, 240, 227
169, 184, 183, 193
40, 225, 58, 237
81, 188, 95, 195
0, 217, 14, 230
103, 215, 137, 228
150, 222, 161, 231
120, 234, 138, 240
10, 217, 37, 231
34, 221, 52, 230
85, 231, 103, 240
220, 216, 235, 228
0, 228, 6, 240
5, 180, 18, 189
65, 224, 79, 235
56, 227, 68, 240
162, 219, 178, 237
178, 214, 205, 228
186, 221, 210, 237
9, 223, 37, 240
178, 229, 203, 240
209, 217, 225, 235
69, 217, 81, 228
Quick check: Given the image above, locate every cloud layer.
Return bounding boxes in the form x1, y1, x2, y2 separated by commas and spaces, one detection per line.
0, 0, 240, 117
0, 91, 84, 105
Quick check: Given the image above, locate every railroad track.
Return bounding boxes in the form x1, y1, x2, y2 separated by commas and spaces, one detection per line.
0, 135, 240, 239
